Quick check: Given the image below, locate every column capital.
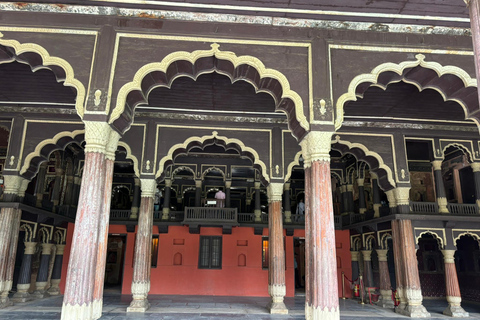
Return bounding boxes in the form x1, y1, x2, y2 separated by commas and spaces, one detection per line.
376, 249, 388, 262
225, 180, 232, 189
105, 130, 121, 161
4, 175, 29, 196
299, 131, 333, 167
56, 244, 66, 255
283, 182, 290, 190
432, 160, 443, 171
165, 178, 172, 187
84, 121, 113, 154
134, 178, 140, 186
370, 172, 377, 180
267, 182, 283, 203
41, 243, 54, 253
394, 187, 411, 206
254, 181, 261, 189
55, 168, 64, 176
441, 249, 456, 264
194, 179, 202, 188
340, 185, 347, 193
357, 178, 364, 187
385, 189, 397, 207
361, 250, 372, 261
471, 162, 480, 172
350, 251, 360, 261
74, 176, 82, 185
140, 179, 157, 198
346, 184, 354, 192
24, 242, 37, 255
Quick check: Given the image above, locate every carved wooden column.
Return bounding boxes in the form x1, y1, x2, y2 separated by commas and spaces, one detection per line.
357, 178, 367, 214
432, 160, 449, 214
466, 0, 480, 108
470, 162, 480, 213
376, 249, 394, 308
441, 250, 469, 317
127, 179, 155, 312
391, 220, 407, 312
61, 121, 112, 320
266, 183, 287, 314
12, 242, 37, 302
48, 244, 66, 296
52, 168, 64, 210
371, 173, 381, 218
32, 243, 54, 299
300, 131, 339, 320
254, 182, 262, 222
361, 250, 374, 288
0, 175, 27, 308
283, 183, 292, 223
194, 179, 202, 208
131, 178, 141, 220
225, 180, 231, 208
350, 251, 360, 283
392, 219, 430, 317
162, 178, 172, 220
35, 163, 47, 207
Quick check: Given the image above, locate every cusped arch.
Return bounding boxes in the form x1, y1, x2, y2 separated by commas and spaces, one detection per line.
111, 44, 309, 139
117, 141, 141, 178
351, 237, 362, 251
379, 232, 392, 250
330, 171, 343, 184
0, 34, 86, 118
453, 232, 480, 247
416, 231, 444, 250
331, 135, 395, 190
182, 186, 196, 195
202, 166, 226, 180
285, 151, 302, 183
20, 130, 85, 180
172, 166, 196, 178
364, 234, 376, 250
156, 131, 270, 184
441, 143, 474, 163
336, 54, 479, 130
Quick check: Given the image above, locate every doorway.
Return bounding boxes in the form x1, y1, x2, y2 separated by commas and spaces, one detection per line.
104, 234, 126, 292
293, 237, 305, 295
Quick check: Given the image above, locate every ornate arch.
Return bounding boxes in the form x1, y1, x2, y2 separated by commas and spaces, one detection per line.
453, 232, 480, 247
335, 54, 479, 130
364, 234, 377, 250
172, 165, 196, 178
330, 171, 342, 184
117, 141, 141, 178
441, 142, 474, 163
0, 33, 86, 118
111, 43, 309, 139
379, 232, 392, 250
331, 135, 395, 190
202, 166, 226, 180
351, 236, 362, 251
20, 129, 84, 179
346, 166, 356, 184
416, 231, 444, 250
156, 131, 269, 184
182, 186, 196, 195
285, 151, 302, 183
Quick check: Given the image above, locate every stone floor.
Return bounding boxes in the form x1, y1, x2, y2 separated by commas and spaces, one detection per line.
0, 293, 479, 320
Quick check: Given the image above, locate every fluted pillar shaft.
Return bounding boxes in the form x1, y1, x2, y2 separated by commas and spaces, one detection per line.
300, 131, 339, 320
32, 243, 54, 299
357, 179, 366, 214
361, 250, 374, 288
392, 219, 430, 317
62, 122, 119, 320
283, 183, 292, 223
350, 251, 360, 282
12, 242, 37, 302
432, 161, 449, 214
267, 183, 287, 314
131, 178, 141, 220
127, 179, 155, 313
48, 244, 65, 296
162, 179, 172, 220
441, 249, 468, 317
254, 182, 261, 222
377, 249, 394, 308
35, 164, 47, 207
372, 176, 381, 218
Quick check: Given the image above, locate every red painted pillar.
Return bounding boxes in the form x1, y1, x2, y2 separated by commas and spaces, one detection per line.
266, 183, 287, 314
466, 0, 480, 109
376, 249, 394, 308
392, 219, 430, 317
61, 122, 118, 320
127, 179, 155, 312
300, 132, 339, 320
441, 250, 469, 317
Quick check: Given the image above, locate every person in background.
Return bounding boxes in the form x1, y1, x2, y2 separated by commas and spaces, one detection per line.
215, 189, 226, 208
154, 187, 162, 212
296, 198, 305, 222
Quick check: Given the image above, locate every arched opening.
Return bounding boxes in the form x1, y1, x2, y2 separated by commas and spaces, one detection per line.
455, 234, 480, 302
416, 233, 446, 298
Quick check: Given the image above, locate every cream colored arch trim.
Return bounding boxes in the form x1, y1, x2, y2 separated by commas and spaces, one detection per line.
182, 186, 196, 195
0, 33, 86, 118
330, 171, 342, 184
453, 231, 480, 245
172, 165, 196, 178
441, 142, 474, 162
379, 232, 392, 250
351, 237, 362, 251
20, 129, 85, 175
416, 231, 444, 250
332, 135, 396, 188
202, 166, 225, 180
284, 151, 302, 182
111, 43, 309, 132
117, 141, 140, 178
364, 234, 376, 250
335, 53, 478, 130
157, 131, 269, 182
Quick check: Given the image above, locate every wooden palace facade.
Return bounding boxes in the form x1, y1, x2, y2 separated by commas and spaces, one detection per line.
0, 1, 480, 319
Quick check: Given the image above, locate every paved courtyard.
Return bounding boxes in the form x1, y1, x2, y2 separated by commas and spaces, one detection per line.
0, 293, 479, 319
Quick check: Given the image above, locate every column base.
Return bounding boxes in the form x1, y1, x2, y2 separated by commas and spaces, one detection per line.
307, 304, 340, 320
61, 302, 95, 320
377, 293, 395, 309
127, 299, 150, 313
443, 305, 469, 317
0, 297, 13, 309
396, 304, 430, 318
47, 279, 61, 295
267, 301, 288, 314
31, 289, 50, 300
11, 291, 32, 303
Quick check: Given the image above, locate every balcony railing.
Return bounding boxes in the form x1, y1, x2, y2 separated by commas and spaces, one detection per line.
110, 209, 131, 220
448, 203, 479, 215
410, 201, 438, 214
182, 207, 238, 224
238, 212, 254, 223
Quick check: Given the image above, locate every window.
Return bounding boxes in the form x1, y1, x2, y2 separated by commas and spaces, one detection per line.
262, 237, 269, 269
198, 236, 222, 269
151, 235, 159, 268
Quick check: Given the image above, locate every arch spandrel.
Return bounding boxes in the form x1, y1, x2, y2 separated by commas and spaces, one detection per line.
111, 43, 309, 140
335, 53, 479, 130
156, 130, 270, 185
0, 32, 89, 118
